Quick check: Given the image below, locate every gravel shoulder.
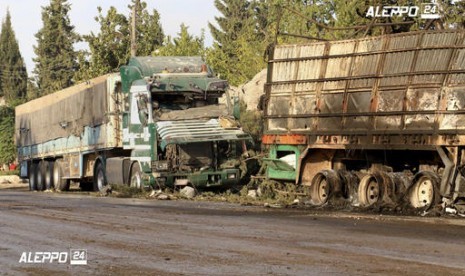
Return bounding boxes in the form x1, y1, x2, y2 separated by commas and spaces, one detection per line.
1, 183, 465, 275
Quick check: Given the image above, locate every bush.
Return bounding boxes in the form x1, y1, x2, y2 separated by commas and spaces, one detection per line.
0, 106, 15, 165
0, 169, 19, 176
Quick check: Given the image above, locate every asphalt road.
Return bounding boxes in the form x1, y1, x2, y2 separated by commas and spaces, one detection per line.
0, 188, 465, 275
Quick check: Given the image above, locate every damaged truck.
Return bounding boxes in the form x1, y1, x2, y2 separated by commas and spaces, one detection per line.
16, 56, 251, 192
261, 30, 465, 212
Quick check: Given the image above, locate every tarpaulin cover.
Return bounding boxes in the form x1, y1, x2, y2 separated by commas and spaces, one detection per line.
15, 75, 110, 147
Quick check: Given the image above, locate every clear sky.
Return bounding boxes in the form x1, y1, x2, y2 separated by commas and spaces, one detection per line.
0, 0, 219, 74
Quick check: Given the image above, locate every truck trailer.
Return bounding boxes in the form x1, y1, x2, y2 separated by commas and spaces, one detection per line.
262, 30, 465, 211
16, 56, 251, 192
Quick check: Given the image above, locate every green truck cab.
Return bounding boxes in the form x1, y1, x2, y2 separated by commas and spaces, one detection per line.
16, 56, 251, 192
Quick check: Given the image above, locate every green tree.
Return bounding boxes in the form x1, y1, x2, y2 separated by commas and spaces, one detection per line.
33, 0, 78, 96
76, 6, 129, 80
0, 106, 15, 165
208, 0, 264, 86
0, 10, 27, 105
76, 2, 164, 80
129, 0, 164, 56
155, 24, 205, 56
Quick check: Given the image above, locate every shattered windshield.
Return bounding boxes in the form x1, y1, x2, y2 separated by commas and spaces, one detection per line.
143, 56, 211, 74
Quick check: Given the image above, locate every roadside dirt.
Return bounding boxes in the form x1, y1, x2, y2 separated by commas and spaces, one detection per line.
0, 175, 28, 190
1, 182, 465, 275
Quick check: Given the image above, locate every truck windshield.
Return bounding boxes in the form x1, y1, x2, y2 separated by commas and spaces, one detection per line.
147, 56, 211, 75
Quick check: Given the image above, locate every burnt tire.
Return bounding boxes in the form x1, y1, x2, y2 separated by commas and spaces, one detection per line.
53, 160, 69, 191
29, 163, 38, 191
309, 170, 342, 206
93, 162, 107, 192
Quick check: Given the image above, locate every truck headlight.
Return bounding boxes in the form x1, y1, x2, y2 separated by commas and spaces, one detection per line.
227, 173, 236, 179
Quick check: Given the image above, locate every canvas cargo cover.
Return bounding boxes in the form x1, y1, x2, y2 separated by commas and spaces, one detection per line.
265, 30, 465, 137
16, 74, 113, 147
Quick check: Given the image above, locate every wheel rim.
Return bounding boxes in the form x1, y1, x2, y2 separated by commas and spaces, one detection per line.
358, 175, 380, 207
366, 180, 380, 205
317, 179, 328, 203
410, 176, 434, 208
310, 173, 330, 205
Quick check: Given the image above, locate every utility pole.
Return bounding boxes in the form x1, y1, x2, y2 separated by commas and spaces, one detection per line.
131, 0, 139, 57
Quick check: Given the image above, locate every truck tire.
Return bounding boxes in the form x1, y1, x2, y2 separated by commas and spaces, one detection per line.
29, 163, 38, 191
93, 162, 107, 192
44, 161, 53, 190
37, 160, 46, 191
129, 162, 142, 189
53, 160, 70, 191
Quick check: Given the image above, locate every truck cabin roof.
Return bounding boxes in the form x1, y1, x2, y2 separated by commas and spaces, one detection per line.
127, 56, 213, 77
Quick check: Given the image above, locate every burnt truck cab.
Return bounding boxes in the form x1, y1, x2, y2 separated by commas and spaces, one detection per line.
120, 56, 251, 189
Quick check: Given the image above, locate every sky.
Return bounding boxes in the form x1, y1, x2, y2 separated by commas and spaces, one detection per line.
0, 0, 219, 74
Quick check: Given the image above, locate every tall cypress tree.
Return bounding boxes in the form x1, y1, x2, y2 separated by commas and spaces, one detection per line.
33, 0, 78, 96
0, 10, 27, 105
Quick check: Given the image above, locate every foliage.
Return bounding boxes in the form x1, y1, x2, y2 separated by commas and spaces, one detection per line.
75, 6, 129, 81
76, 1, 164, 81
0, 10, 27, 105
33, 0, 78, 96
154, 24, 205, 56
208, 0, 265, 86
25, 78, 40, 102
129, 0, 164, 56
0, 106, 15, 164
0, 169, 19, 176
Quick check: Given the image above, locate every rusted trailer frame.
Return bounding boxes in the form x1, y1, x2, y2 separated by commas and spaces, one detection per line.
263, 30, 465, 211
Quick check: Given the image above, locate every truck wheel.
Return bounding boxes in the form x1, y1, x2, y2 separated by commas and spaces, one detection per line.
408, 172, 440, 210
309, 170, 341, 206
358, 174, 381, 207
37, 160, 46, 191
93, 162, 107, 192
129, 163, 142, 189
29, 163, 38, 191
44, 161, 53, 190
53, 160, 69, 191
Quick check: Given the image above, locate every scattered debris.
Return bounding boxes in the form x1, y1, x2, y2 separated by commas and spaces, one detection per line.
247, 189, 257, 199
99, 185, 112, 196
445, 207, 457, 215
180, 186, 196, 199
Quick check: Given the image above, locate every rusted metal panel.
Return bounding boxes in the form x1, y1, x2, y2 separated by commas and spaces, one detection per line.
265, 30, 465, 147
